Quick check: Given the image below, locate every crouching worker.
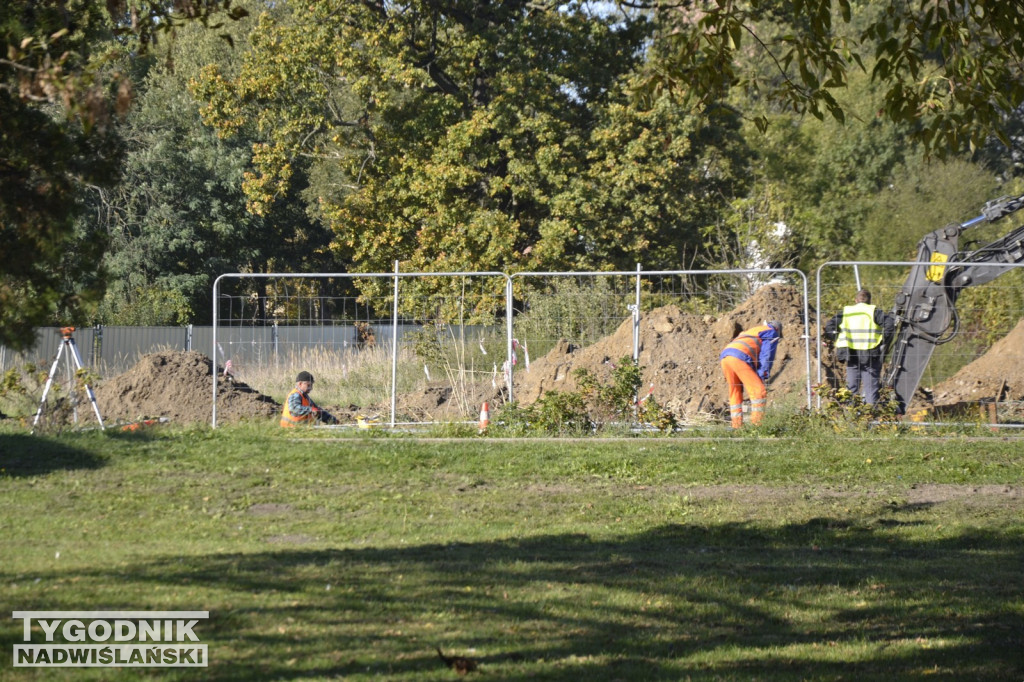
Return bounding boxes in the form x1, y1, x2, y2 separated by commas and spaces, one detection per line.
719, 321, 783, 429
280, 371, 339, 427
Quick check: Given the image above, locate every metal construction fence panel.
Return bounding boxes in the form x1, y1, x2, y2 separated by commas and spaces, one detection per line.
8, 257, 1023, 428
99, 326, 193, 373
507, 268, 812, 417
815, 261, 1024, 422
210, 267, 811, 427
211, 270, 512, 427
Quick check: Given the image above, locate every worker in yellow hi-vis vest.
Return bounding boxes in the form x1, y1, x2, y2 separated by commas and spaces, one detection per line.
824, 289, 895, 404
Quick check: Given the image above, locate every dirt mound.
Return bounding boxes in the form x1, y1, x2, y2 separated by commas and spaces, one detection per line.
924, 319, 1024, 407
95, 351, 280, 424
512, 284, 817, 420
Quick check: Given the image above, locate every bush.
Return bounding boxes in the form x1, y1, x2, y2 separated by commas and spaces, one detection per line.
812, 382, 901, 431
492, 356, 677, 436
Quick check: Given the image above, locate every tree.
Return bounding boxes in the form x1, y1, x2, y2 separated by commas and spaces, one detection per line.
94, 7, 334, 325
636, 0, 1024, 157
193, 0, 753, 316
0, 0, 247, 349
860, 158, 1001, 262
191, 0, 624, 306
1, 1, 120, 349
554, 95, 752, 270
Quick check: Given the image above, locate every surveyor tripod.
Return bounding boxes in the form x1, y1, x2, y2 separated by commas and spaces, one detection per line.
31, 327, 105, 432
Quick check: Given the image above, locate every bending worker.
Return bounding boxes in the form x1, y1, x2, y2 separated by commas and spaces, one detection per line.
280, 371, 338, 427
720, 320, 783, 429
823, 289, 894, 404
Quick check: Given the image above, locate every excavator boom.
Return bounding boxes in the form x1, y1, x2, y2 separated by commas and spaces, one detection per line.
883, 194, 1024, 412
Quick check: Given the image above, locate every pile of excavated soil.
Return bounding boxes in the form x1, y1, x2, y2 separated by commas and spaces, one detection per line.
510, 283, 818, 420
94, 351, 280, 424
923, 318, 1024, 408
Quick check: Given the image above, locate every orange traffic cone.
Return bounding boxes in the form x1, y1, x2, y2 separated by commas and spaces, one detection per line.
478, 401, 490, 434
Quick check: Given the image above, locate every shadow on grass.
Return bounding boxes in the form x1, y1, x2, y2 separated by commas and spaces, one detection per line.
3, 519, 1021, 680
0, 433, 106, 477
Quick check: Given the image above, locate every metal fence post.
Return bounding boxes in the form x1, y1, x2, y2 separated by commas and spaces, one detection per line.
506, 275, 514, 404
93, 324, 103, 367
390, 260, 400, 428
633, 263, 641, 364
273, 322, 279, 369
211, 276, 221, 427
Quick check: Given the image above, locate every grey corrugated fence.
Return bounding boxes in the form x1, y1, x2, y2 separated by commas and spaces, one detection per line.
1, 324, 429, 377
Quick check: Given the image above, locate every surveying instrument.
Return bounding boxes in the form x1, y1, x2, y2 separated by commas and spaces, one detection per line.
31, 327, 105, 432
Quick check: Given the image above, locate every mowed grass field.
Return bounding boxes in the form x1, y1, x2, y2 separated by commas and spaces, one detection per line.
0, 423, 1022, 681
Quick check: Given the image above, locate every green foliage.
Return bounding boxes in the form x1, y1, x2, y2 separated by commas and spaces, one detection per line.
0, 1, 250, 349
575, 358, 638, 419
532, 391, 593, 436
96, 285, 193, 326
93, 8, 333, 324
1, 369, 27, 398
640, 0, 1024, 158
191, 0, 752, 306
637, 395, 679, 433
495, 356, 675, 435
0, 359, 107, 430
493, 391, 592, 437
0, 86, 119, 348
489, 401, 538, 437
860, 157, 1001, 261
576, 357, 677, 432
707, 181, 797, 286
813, 382, 901, 431
558, 95, 753, 270
409, 327, 446, 367
9, 0, 1024, 351
956, 270, 1024, 349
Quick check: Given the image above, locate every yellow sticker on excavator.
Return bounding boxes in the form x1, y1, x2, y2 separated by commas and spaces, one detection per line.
926, 252, 948, 282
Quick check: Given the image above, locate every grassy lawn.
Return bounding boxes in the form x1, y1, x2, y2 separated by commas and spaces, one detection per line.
0, 423, 1022, 680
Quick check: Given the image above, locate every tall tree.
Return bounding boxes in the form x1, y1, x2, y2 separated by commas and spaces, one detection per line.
1, 1, 120, 348
0, 0, 247, 349
193, 0, 647, 266
555, 95, 752, 270
94, 8, 333, 325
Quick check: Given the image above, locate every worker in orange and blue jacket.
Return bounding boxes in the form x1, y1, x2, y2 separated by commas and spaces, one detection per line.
280, 371, 338, 427
719, 321, 783, 429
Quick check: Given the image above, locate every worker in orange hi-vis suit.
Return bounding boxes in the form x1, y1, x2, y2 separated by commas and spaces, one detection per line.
719, 321, 783, 429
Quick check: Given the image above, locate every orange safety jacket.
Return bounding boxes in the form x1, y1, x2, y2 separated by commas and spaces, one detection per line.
719, 324, 779, 381
280, 389, 314, 427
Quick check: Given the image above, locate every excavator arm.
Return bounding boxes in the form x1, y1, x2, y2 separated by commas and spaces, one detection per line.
883, 193, 1024, 412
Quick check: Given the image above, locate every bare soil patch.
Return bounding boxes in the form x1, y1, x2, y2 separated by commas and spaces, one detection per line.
919, 318, 1024, 411
94, 351, 279, 424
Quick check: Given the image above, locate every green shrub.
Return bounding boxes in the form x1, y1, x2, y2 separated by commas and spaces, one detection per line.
492, 356, 676, 436
812, 382, 901, 431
